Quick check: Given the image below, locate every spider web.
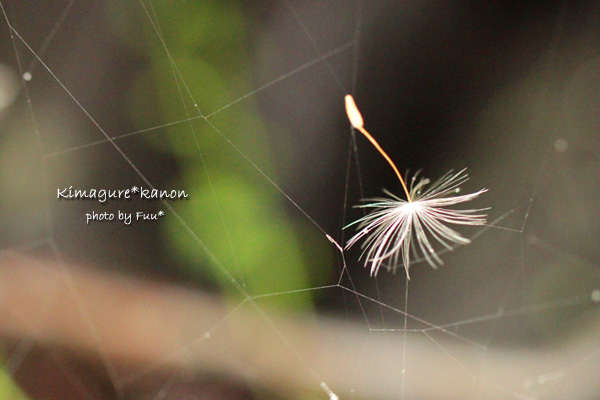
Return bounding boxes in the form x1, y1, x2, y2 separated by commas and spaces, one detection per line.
1, 1, 600, 399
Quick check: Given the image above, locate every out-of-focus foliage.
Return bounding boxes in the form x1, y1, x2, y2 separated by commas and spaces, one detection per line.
0, 365, 29, 400
108, 1, 330, 309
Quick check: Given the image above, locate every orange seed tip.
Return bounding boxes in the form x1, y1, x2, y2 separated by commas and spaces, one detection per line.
345, 95, 364, 129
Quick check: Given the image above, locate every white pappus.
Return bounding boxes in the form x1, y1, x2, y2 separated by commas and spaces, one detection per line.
344, 95, 488, 279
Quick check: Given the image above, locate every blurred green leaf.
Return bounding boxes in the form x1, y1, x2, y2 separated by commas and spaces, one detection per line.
0, 366, 30, 400
109, 0, 332, 311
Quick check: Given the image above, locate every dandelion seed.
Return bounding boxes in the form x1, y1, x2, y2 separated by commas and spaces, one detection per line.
344, 95, 488, 279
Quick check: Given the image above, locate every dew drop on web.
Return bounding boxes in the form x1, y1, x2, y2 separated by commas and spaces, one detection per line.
554, 138, 568, 153
591, 289, 600, 303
